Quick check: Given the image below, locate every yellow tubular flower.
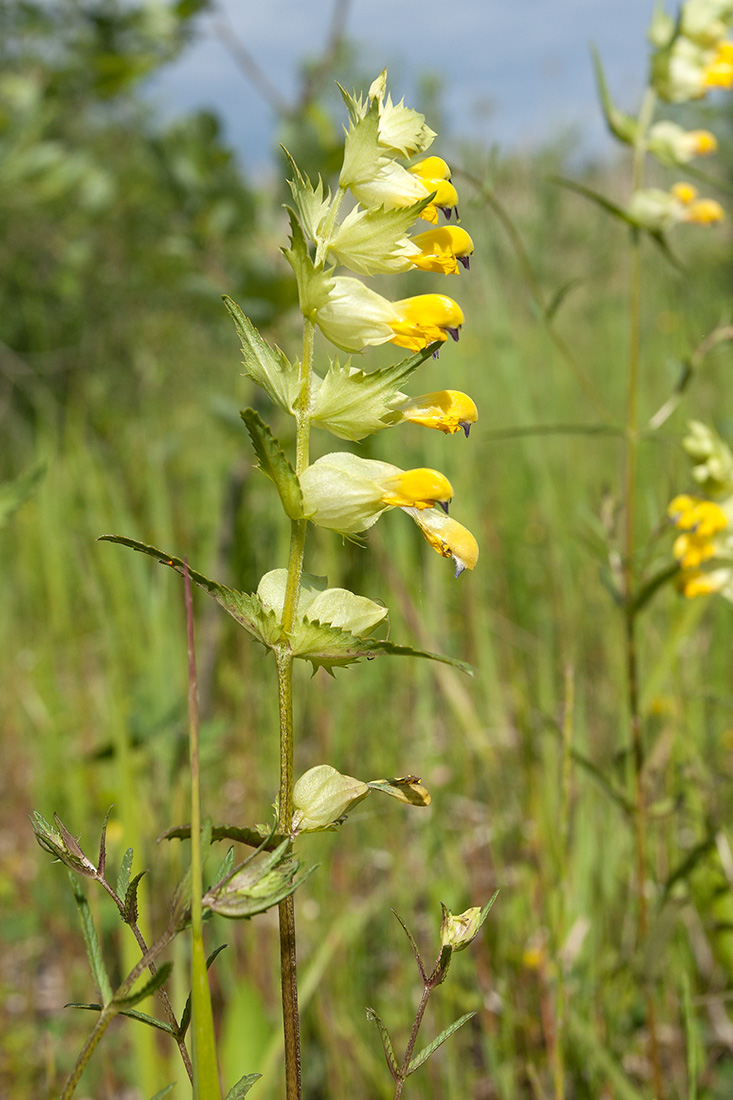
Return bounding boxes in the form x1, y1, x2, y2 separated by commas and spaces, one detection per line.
409, 227, 474, 273
389, 294, 464, 352
394, 390, 478, 436
681, 567, 731, 598
668, 495, 728, 535
705, 40, 733, 86
671, 181, 699, 204
689, 129, 719, 154
686, 198, 725, 223
379, 468, 453, 511
408, 157, 459, 221
403, 507, 479, 577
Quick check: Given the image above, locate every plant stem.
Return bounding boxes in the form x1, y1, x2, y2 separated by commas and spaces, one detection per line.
393, 985, 431, 1100
185, 561, 222, 1099
275, 316, 316, 1100
622, 85, 664, 1100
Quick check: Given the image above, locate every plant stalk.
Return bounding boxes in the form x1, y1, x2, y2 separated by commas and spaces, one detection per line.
275, 316, 317, 1100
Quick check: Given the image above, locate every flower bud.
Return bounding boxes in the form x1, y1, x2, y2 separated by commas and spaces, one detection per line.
403, 507, 479, 576
440, 904, 485, 952
648, 120, 718, 165
32, 812, 97, 877
204, 840, 310, 919
683, 420, 733, 494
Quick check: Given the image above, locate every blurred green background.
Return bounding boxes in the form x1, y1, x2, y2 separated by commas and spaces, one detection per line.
3, 2, 733, 1098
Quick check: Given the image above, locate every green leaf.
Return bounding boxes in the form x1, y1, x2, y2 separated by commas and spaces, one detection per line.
212, 846, 236, 888
124, 870, 148, 925
591, 46, 637, 145
69, 874, 113, 1005
240, 408, 303, 520
311, 346, 436, 441
544, 277, 584, 322
117, 847, 134, 899
222, 296, 300, 413
98, 537, 278, 648
0, 461, 45, 528
191, 933, 223, 1099
224, 1073, 262, 1100
406, 1012, 476, 1075
113, 961, 174, 1010
288, 619, 473, 675
66, 1002, 177, 1036
390, 909, 426, 979
160, 822, 279, 850
365, 1006, 401, 1082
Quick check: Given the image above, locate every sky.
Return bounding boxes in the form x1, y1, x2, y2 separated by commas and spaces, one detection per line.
148, 0, 655, 175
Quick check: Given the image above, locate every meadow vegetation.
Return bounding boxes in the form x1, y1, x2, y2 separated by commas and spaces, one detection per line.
3, 2, 733, 1098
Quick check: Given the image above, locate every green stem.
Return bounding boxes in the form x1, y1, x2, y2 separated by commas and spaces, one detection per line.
276, 315, 317, 1100
393, 985, 431, 1100
622, 84, 664, 1100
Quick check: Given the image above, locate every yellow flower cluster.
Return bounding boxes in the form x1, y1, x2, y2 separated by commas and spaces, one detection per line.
668, 493, 732, 597
283, 72, 479, 576
651, 1, 733, 102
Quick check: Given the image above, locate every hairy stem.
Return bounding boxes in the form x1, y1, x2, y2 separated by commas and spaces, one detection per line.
276, 316, 316, 1100
393, 985, 431, 1100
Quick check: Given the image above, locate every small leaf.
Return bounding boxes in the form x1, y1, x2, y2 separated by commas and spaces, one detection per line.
124, 870, 148, 925
240, 408, 303, 520
224, 1073, 262, 1100
69, 874, 113, 1005
66, 1003, 177, 1036
160, 822, 279, 850
365, 1006, 401, 1082
117, 846, 134, 899
179, 943, 229, 1039
287, 619, 473, 675
97, 807, 114, 878
406, 1012, 475, 1075
222, 295, 300, 413
212, 846, 236, 888
390, 909, 426, 981
113, 961, 174, 1010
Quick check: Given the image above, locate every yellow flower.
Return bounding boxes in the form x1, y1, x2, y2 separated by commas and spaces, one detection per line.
379, 467, 453, 511
408, 227, 474, 273
628, 182, 724, 231
679, 567, 732, 597
668, 494, 728, 569
403, 507, 479, 576
704, 39, 733, 86
392, 390, 478, 436
300, 452, 453, 533
389, 294, 464, 352
648, 120, 718, 164
409, 157, 459, 222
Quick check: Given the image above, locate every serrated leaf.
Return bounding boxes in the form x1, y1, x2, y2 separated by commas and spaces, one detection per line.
113, 961, 173, 1010
311, 346, 435, 441
282, 146, 332, 246
222, 295, 300, 413
117, 846, 134, 899
240, 408, 303, 520
124, 870, 148, 925
368, 776, 431, 806
224, 1073, 262, 1100
406, 1012, 475, 1075
327, 199, 431, 274
365, 1006, 401, 1081
288, 620, 474, 675
98, 537, 278, 648
69, 875, 113, 1005
160, 822, 278, 849
0, 460, 45, 528
179, 943, 229, 1039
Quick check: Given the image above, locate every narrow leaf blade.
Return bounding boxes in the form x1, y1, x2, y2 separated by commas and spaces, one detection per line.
240, 408, 303, 520
365, 1006, 401, 1082
69, 874, 113, 1005
224, 1073, 262, 1100
406, 1011, 475, 1075
113, 961, 174, 1010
